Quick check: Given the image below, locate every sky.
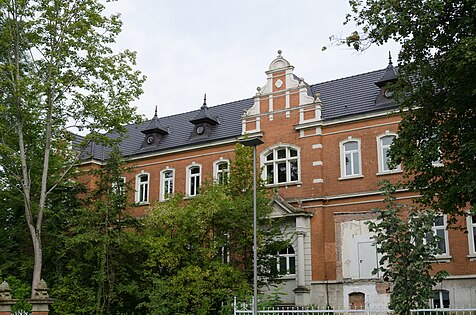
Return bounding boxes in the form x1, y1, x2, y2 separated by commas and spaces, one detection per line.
105, 1, 400, 119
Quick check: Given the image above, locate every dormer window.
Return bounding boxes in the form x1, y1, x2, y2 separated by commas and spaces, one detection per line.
141, 106, 169, 148
375, 52, 397, 105
189, 94, 219, 139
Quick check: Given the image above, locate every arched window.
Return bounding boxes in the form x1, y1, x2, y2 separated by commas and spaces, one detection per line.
262, 146, 299, 185
160, 168, 175, 201
340, 138, 362, 178
377, 133, 400, 173
135, 172, 150, 204
213, 159, 230, 185
186, 164, 201, 197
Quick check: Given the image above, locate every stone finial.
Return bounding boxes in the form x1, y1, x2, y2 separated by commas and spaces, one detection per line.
277, 49, 282, 56
33, 279, 49, 300
0, 281, 12, 300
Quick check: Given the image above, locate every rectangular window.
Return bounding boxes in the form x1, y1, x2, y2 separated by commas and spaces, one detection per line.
188, 166, 201, 197
378, 134, 401, 173
215, 161, 229, 185
469, 215, 476, 254
341, 140, 361, 178
135, 173, 149, 204
161, 169, 174, 201
426, 215, 449, 256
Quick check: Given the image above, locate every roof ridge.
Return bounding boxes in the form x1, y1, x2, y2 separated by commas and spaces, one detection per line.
310, 68, 385, 87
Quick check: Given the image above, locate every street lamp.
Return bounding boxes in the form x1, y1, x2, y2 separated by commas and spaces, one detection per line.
240, 137, 263, 315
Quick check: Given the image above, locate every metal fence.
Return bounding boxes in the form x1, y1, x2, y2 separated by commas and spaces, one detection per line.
233, 300, 476, 315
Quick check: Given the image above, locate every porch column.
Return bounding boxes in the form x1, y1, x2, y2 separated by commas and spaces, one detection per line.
297, 231, 306, 287
0, 281, 16, 315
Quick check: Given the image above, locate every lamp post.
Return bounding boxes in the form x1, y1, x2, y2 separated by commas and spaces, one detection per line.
240, 137, 263, 315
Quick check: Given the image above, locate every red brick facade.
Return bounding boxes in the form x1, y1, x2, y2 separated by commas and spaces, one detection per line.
80, 52, 476, 308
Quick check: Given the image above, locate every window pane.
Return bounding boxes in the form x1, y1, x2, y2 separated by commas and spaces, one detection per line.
472, 215, 476, 224
279, 257, 286, 272
382, 135, 394, 146
266, 152, 274, 161
277, 162, 287, 183
191, 167, 199, 174
289, 256, 296, 274
352, 152, 360, 174
383, 147, 390, 171
345, 155, 352, 175
434, 216, 444, 226
277, 149, 286, 159
290, 149, 297, 157
345, 141, 358, 151
266, 164, 274, 184
164, 171, 173, 178
290, 160, 298, 181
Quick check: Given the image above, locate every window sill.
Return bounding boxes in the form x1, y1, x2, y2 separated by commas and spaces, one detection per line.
338, 175, 364, 181
376, 170, 403, 176
184, 195, 198, 200
467, 254, 476, 261
265, 181, 302, 188
278, 274, 297, 280
134, 202, 150, 206
434, 255, 452, 263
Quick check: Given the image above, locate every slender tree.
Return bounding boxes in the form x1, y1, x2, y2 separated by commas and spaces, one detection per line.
367, 181, 448, 315
0, 0, 144, 295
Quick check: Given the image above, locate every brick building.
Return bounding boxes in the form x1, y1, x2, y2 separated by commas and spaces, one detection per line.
80, 51, 476, 308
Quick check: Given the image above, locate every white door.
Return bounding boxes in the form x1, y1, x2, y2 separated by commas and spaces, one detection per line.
358, 241, 378, 279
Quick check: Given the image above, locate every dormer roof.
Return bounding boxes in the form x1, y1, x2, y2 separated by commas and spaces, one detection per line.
141, 106, 169, 135
189, 94, 219, 125
375, 52, 397, 87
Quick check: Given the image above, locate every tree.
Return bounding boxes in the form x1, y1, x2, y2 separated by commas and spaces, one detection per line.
0, 0, 145, 295
50, 146, 148, 315
344, 0, 476, 219
141, 144, 289, 314
367, 181, 448, 315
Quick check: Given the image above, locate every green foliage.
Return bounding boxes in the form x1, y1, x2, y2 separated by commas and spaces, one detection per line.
344, 0, 476, 219
367, 181, 448, 315
0, 0, 145, 292
51, 146, 148, 315
141, 143, 290, 314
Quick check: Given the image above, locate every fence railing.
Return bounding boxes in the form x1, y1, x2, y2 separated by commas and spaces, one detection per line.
233, 299, 476, 315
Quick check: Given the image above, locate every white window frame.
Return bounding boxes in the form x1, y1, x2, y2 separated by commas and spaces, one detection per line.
112, 176, 126, 195
135, 172, 150, 204
213, 159, 230, 185
467, 214, 476, 256
377, 133, 401, 174
186, 163, 201, 197
276, 246, 296, 276
261, 145, 300, 186
160, 168, 175, 201
340, 138, 362, 179
432, 290, 450, 308
428, 214, 450, 257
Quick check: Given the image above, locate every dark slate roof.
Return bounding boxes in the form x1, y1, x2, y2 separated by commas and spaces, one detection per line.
82, 98, 253, 160
141, 108, 169, 135
82, 66, 397, 161
189, 103, 219, 125
311, 68, 396, 120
